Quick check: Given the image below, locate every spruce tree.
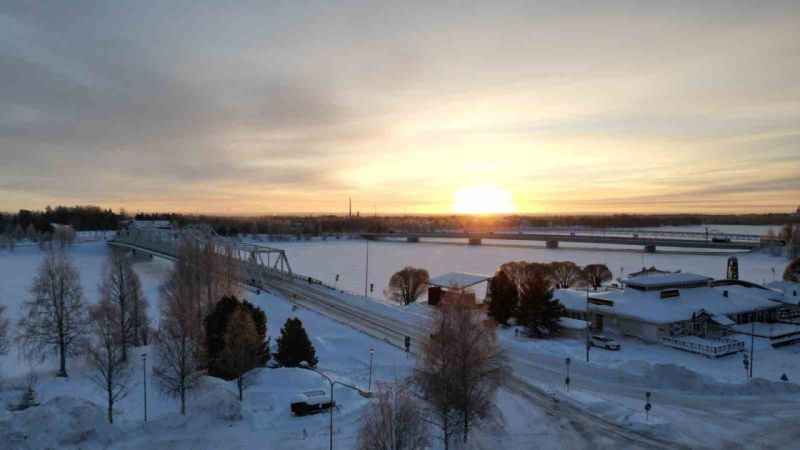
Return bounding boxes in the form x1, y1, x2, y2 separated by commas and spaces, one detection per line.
205, 296, 268, 379
486, 270, 517, 325
276, 318, 318, 368
517, 271, 564, 338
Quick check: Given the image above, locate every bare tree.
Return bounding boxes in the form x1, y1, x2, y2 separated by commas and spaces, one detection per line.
154, 266, 203, 415
218, 308, 262, 401
0, 304, 9, 356
387, 267, 430, 305
17, 250, 89, 377
53, 225, 76, 248
582, 264, 612, 291
415, 293, 506, 447
85, 300, 134, 424
500, 261, 553, 292
785, 257, 800, 283
99, 249, 150, 362
357, 382, 430, 450
549, 261, 583, 289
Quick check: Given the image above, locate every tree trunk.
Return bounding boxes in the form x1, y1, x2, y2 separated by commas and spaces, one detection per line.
238, 377, 243, 401
58, 339, 67, 377
180, 386, 186, 415
108, 396, 113, 423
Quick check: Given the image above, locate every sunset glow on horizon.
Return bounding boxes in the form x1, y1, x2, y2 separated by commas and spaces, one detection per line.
1, 2, 798, 215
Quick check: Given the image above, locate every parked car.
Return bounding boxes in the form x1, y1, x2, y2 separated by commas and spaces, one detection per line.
590, 335, 621, 351
291, 390, 335, 416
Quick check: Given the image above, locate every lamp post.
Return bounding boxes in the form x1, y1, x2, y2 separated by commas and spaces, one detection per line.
299, 364, 367, 450
364, 239, 369, 299
141, 353, 147, 424
368, 348, 375, 393
750, 320, 755, 378
585, 287, 591, 363
564, 357, 571, 391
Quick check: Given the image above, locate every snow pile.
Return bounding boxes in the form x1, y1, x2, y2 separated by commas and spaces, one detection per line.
190, 377, 242, 421
0, 396, 120, 450
625, 363, 800, 395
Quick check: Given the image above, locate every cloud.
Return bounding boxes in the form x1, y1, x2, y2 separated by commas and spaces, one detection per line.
0, 1, 798, 213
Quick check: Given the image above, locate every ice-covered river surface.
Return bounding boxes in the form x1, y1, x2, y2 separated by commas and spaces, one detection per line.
260, 225, 788, 301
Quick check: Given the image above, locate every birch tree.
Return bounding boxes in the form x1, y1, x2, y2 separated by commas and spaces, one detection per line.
387, 267, 430, 306
98, 249, 150, 361
17, 250, 89, 377
86, 300, 134, 423
357, 382, 429, 450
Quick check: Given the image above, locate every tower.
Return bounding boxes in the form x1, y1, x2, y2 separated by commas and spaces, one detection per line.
348, 197, 352, 218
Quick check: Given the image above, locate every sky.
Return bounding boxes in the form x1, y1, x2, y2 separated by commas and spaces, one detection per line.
1, 1, 799, 215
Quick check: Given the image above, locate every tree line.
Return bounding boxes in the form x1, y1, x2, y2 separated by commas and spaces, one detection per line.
3, 237, 318, 422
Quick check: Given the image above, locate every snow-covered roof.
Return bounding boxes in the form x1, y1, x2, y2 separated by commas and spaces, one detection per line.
130, 220, 172, 230
553, 289, 590, 312
627, 266, 674, 278
766, 281, 800, 305
559, 317, 588, 330
623, 273, 712, 290
429, 272, 491, 289
554, 280, 781, 325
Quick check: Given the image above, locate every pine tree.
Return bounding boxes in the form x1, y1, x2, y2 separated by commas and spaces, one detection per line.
517, 271, 564, 338
486, 270, 517, 326
205, 296, 268, 379
275, 318, 317, 368
219, 309, 262, 400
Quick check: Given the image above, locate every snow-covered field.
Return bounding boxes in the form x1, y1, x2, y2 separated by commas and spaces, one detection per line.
0, 241, 583, 450
0, 229, 798, 449
265, 233, 787, 301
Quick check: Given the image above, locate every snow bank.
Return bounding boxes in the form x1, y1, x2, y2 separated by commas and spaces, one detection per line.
621, 362, 800, 395
190, 377, 242, 421
0, 396, 120, 450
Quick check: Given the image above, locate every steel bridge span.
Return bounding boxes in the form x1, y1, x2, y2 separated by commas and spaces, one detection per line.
109, 225, 294, 284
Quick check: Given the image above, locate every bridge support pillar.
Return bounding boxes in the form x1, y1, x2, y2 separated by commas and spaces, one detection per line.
546, 240, 559, 249
644, 244, 656, 253
468, 237, 482, 245
407, 236, 419, 243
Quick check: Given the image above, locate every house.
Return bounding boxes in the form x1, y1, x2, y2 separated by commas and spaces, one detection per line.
554, 273, 784, 344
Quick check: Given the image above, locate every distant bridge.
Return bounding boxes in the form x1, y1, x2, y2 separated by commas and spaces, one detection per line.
109, 225, 294, 284
360, 230, 774, 252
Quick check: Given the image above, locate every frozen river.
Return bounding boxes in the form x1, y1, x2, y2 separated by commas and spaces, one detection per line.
264, 225, 787, 301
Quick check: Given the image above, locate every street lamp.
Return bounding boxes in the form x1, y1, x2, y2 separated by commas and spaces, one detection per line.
141, 353, 147, 424
299, 363, 368, 450
585, 287, 591, 363
368, 348, 375, 394
364, 239, 370, 299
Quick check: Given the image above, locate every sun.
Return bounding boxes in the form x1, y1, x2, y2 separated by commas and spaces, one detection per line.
452, 185, 517, 214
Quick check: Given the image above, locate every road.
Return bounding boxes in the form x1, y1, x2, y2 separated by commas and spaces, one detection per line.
255, 272, 690, 449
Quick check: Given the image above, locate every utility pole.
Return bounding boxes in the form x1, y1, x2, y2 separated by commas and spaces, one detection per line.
142, 353, 148, 424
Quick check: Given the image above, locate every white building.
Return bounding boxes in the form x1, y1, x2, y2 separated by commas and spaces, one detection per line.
555, 273, 785, 344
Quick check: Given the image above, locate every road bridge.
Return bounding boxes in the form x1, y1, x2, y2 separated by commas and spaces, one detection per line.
361, 230, 771, 252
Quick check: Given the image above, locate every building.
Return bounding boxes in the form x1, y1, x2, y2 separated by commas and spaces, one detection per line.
555, 272, 785, 345
427, 272, 491, 306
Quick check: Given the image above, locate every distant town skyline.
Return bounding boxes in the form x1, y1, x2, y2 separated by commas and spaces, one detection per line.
1, 1, 799, 214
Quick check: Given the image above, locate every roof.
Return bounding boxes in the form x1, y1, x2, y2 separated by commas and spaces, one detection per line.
766, 281, 800, 304
584, 285, 780, 324
627, 266, 674, 278
623, 273, 712, 290
429, 272, 491, 289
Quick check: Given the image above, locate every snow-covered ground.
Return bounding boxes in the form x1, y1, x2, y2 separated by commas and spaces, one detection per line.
1, 240, 595, 450
264, 236, 788, 301
1, 231, 799, 449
